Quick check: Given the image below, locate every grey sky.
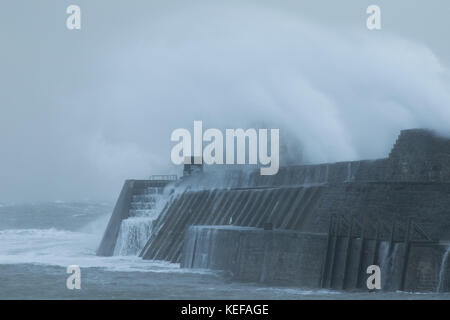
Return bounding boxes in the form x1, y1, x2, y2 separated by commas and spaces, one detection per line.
1, 0, 450, 202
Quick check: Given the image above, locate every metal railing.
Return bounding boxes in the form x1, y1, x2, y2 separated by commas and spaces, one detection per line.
149, 174, 177, 181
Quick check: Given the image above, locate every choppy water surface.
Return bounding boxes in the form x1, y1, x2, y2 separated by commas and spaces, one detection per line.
0, 202, 449, 300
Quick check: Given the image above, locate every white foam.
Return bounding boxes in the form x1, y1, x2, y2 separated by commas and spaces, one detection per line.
113, 188, 166, 256
114, 218, 154, 256
438, 246, 450, 292
255, 287, 341, 296
0, 228, 213, 274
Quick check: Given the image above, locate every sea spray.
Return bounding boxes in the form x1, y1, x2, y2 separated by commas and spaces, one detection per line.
437, 245, 450, 292
379, 242, 401, 291
114, 187, 166, 256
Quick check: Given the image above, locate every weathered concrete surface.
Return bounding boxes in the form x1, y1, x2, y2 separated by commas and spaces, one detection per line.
181, 226, 450, 292
321, 238, 406, 291
140, 181, 450, 263
181, 226, 328, 288
180, 226, 392, 289
389, 129, 450, 182
403, 243, 450, 292
140, 186, 325, 261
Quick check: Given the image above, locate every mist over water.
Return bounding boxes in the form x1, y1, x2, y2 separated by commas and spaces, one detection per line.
2, 2, 450, 202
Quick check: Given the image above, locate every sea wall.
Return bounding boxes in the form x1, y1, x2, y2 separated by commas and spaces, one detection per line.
139, 185, 325, 262
140, 181, 450, 263
99, 129, 450, 291
181, 226, 328, 288
181, 226, 450, 292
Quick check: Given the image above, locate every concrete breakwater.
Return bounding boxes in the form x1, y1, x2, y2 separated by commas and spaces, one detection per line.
179, 226, 450, 292
139, 182, 450, 263
139, 185, 324, 262
98, 129, 450, 292
181, 226, 329, 288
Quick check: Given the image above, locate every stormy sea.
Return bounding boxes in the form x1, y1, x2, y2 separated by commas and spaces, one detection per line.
0, 202, 448, 300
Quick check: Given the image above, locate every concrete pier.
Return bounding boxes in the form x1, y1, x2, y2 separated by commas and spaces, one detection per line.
99, 129, 450, 292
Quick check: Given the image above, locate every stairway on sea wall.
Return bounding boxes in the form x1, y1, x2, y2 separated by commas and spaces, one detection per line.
113, 186, 166, 255
97, 180, 172, 256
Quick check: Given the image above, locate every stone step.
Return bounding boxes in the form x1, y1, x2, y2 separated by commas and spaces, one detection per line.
129, 209, 160, 217
132, 194, 161, 202
130, 202, 155, 210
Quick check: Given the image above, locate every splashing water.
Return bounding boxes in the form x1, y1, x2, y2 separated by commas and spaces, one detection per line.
114, 188, 166, 256
114, 217, 154, 256
437, 246, 450, 292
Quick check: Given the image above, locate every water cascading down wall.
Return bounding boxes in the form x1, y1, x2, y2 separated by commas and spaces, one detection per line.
97, 180, 171, 256
99, 129, 450, 292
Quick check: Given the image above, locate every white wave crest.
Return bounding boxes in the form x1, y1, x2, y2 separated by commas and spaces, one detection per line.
0, 228, 215, 274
